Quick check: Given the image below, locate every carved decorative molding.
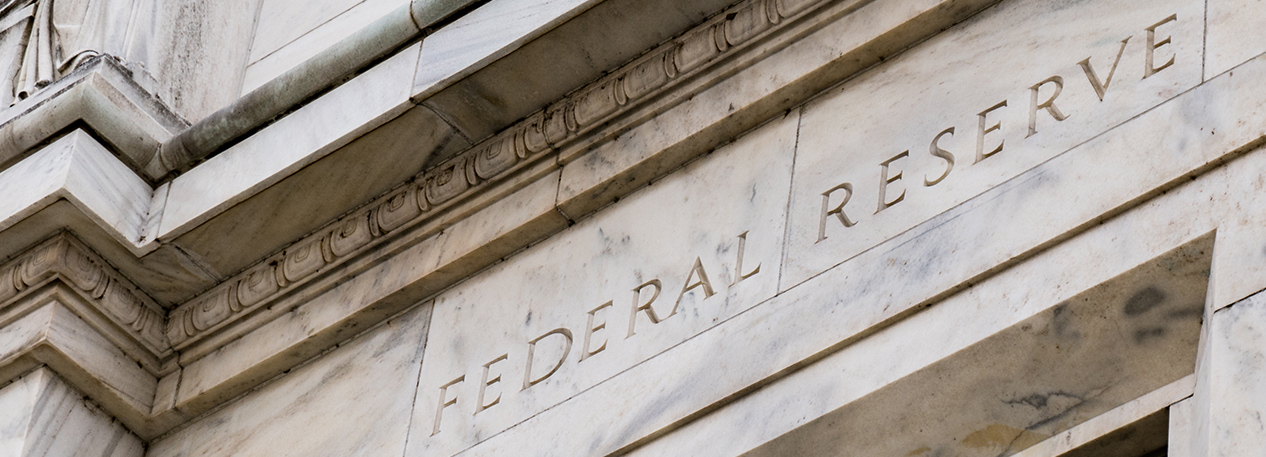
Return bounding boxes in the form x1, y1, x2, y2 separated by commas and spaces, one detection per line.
166, 0, 830, 349
0, 233, 168, 355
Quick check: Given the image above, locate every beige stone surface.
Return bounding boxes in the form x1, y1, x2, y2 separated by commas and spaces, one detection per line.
555, 0, 999, 220
242, 0, 408, 93
405, 110, 798, 457
447, 42, 1266, 457
0, 130, 151, 249
1201, 291, 1266, 456
146, 302, 430, 457
1012, 377, 1192, 457
412, 0, 599, 100
4, 0, 1266, 452
169, 167, 565, 416
0, 368, 143, 457
131, 0, 264, 122
783, 0, 1204, 289
1206, 0, 1266, 78
157, 42, 420, 239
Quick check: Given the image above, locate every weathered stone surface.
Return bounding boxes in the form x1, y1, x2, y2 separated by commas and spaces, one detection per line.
146, 303, 430, 457
784, 0, 1204, 289
405, 110, 797, 457
1205, 0, 1266, 78
1199, 291, 1266, 456
130, 0, 264, 122
2, 0, 1266, 453
0, 368, 143, 457
242, 0, 408, 93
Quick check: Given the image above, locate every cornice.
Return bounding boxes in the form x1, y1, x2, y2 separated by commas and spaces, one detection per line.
0, 233, 169, 361
0, 0, 1004, 441
0, 56, 187, 177
166, 0, 835, 352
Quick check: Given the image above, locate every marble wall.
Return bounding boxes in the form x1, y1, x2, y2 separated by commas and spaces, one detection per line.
0, 368, 143, 457
242, 0, 410, 93
146, 302, 431, 457
4, 0, 1265, 453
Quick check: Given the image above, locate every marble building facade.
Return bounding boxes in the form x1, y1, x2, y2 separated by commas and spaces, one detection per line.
0, 0, 1263, 455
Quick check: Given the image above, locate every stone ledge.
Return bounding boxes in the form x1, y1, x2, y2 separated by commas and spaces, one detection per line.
0, 56, 187, 177
163, 0, 1000, 367
154, 1, 1263, 446
0, 288, 183, 440
0, 234, 168, 362
0, 131, 153, 255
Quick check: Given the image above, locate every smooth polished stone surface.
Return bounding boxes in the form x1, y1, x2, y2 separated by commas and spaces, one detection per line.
555, 0, 998, 220
1205, 0, 1266, 78
782, 0, 1203, 289
452, 45, 1266, 457
1012, 377, 1192, 457
242, 0, 408, 93
132, 0, 264, 122
249, 0, 369, 63
1169, 396, 1197, 457
1206, 147, 1266, 311
1203, 291, 1266, 457
147, 302, 430, 457
734, 239, 1204, 457
158, 42, 420, 240
169, 168, 566, 415
0, 130, 151, 250
0, 368, 143, 457
412, 0, 598, 100
404, 111, 798, 457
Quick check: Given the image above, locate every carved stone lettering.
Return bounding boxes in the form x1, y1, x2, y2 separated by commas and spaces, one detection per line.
1027, 75, 1069, 138
1079, 37, 1131, 102
476, 354, 508, 414
818, 182, 856, 242
733, 231, 761, 285
581, 301, 613, 362
675, 257, 717, 307
1144, 14, 1177, 78
627, 279, 667, 338
522, 328, 573, 390
876, 151, 909, 213
432, 376, 464, 436
924, 127, 956, 187
975, 100, 1007, 163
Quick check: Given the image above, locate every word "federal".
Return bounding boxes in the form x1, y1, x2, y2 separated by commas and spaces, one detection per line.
431, 231, 763, 435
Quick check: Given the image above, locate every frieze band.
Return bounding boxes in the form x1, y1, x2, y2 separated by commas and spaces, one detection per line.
166, 0, 834, 350
0, 233, 168, 356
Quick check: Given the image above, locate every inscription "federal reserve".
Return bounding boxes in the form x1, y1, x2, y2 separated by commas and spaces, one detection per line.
816, 14, 1179, 242
426, 11, 1184, 439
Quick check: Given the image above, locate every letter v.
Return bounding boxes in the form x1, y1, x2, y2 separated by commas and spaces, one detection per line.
1079, 36, 1131, 102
